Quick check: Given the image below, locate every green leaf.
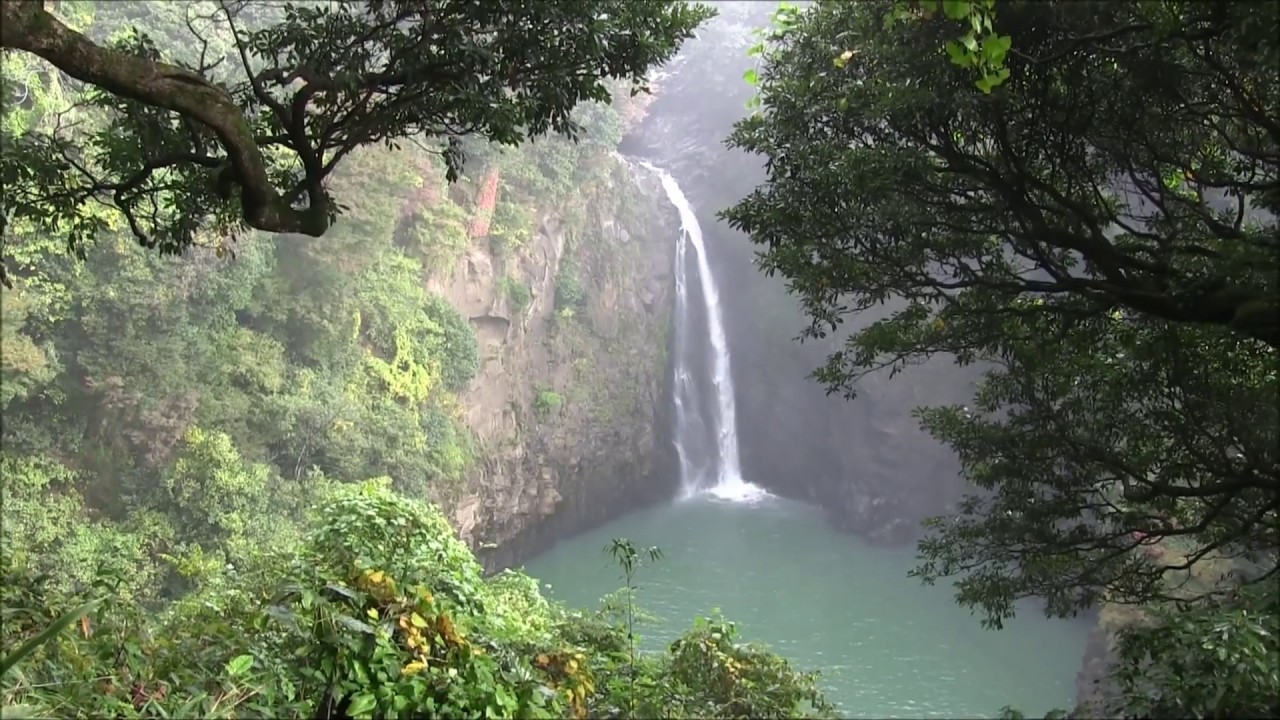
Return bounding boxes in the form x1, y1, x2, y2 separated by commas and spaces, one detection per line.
942, 0, 971, 21
226, 654, 254, 677
945, 40, 971, 67
982, 34, 1012, 65
743, 68, 759, 86
346, 692, 378, 718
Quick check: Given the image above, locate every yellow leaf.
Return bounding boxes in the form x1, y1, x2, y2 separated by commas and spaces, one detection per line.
368, 570, 386, 585
366, 608, 379, 619
536, 654, 550, 666
438, 614, 461, 642
567, 659, 578, 673
402, 660, 428, 676
410, 612, 428, 628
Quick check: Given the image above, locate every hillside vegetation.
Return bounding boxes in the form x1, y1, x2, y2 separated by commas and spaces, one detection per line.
1, 2, 833, 718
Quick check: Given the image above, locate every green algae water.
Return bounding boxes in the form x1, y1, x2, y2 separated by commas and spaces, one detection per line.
523, 495, 1090, 718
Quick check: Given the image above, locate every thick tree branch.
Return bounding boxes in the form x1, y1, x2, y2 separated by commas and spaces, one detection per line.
0, 0, 330, 236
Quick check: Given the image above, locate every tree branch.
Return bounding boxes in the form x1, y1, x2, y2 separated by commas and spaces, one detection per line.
0, 0, 330, 236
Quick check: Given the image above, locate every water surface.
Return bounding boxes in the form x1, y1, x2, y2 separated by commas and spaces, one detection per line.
523, 495, 1089, 718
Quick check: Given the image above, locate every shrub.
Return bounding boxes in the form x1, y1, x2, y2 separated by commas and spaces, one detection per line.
574, 101, 625, 151
419, 396, 473, 484
500, 276, 532, 313
554, 257, 587, 312
406, 201, 472, 272
534, 384, 564, 417
423, 295, 479, 392
488, 201, 536, 258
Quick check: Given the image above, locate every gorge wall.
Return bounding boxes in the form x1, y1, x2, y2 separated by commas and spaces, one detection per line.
427, 157, 682, 570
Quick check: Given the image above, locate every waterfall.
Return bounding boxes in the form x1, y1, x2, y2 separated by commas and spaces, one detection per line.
641, 162, 768, 503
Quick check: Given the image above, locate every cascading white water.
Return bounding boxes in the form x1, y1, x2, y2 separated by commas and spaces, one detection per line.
642, 162, 768, 503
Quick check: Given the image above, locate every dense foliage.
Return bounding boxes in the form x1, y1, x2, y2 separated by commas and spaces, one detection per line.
726, 0, 1279, 716
0, 0, 714, 257
2, 481, 833, 719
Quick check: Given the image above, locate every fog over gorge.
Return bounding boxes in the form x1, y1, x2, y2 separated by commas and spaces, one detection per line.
621, 2, 979, 545
1, 1, 1276, 719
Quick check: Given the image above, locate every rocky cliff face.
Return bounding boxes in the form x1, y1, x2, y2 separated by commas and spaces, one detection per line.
1074, 621, 1121, 717
425, 157, 680, 569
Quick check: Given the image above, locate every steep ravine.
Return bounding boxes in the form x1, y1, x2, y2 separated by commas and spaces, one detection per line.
425, 156, 681, 571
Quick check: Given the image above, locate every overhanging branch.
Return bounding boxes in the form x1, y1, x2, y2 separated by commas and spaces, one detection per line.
0, 0, 330, 236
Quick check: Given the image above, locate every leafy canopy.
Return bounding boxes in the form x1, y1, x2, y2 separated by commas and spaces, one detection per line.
724, 0, 1279, 627
1111, 582, 1280, 718
0, 0, 715, 271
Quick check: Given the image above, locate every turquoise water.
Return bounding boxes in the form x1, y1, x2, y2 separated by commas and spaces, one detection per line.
522, 494, 1090, 718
